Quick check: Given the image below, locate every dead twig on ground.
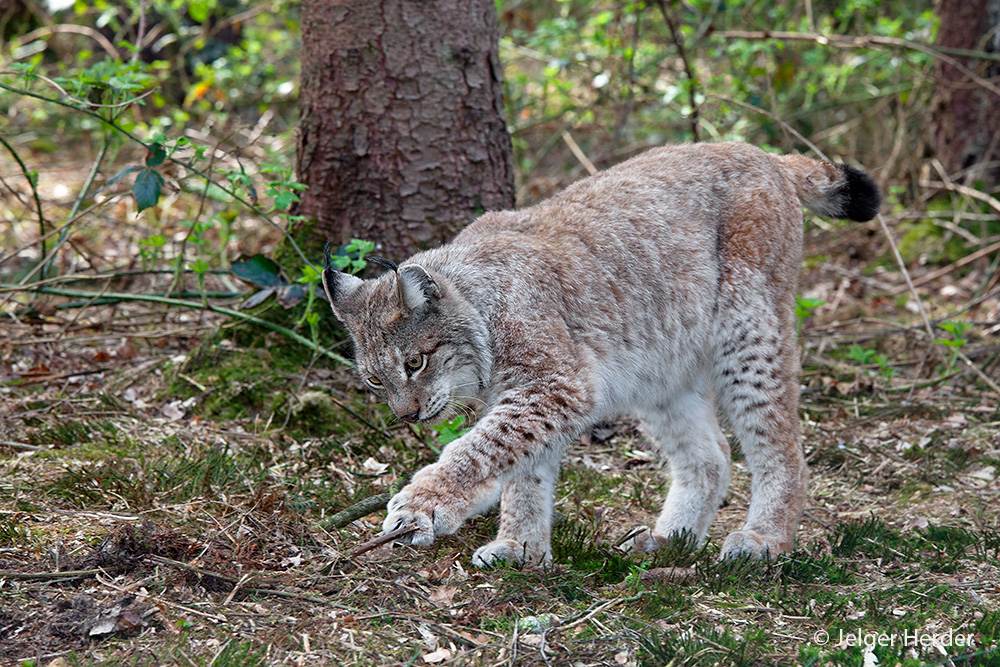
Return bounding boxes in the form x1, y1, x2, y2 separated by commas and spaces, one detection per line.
347, 525, 418, 559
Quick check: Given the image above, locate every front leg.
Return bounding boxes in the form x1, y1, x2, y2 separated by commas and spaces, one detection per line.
471, 446, 561, 568
383, 378, 589, 553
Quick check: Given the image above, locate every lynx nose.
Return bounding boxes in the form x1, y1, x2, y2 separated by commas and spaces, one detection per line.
399, 411, 420, 424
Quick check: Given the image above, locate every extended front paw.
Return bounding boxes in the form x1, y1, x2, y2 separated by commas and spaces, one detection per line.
381, 483, 464, 547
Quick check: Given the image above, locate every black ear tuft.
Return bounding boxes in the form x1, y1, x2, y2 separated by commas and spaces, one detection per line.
838, 164, 882, 222
323, 240, 333, 272
368, 256, 398, 272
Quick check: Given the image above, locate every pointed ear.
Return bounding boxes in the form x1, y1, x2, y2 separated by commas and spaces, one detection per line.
397, 264, 441, 311
322, 265, 364, 321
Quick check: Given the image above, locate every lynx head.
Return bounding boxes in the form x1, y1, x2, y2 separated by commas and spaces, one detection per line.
322, 254, 492, 425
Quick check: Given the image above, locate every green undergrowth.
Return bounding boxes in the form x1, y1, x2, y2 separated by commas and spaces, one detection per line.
166, 330, 356, 439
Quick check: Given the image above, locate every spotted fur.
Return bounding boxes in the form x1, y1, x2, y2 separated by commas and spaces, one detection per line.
323, 142, 880, 567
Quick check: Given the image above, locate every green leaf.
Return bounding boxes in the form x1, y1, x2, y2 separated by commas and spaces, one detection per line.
188, 0, 216, 23
297, 264, 323, 285
431, 415, 469, 445
231, 255, 286, 289
132, 169, 164, 212
189, 259, 210, 274
107, 165, 143, 187
145, 143, 167, 167
272, 190, 299, 211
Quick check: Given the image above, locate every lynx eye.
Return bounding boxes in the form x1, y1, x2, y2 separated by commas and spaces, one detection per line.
404, 354, 427, 374
365, 376, 383, 389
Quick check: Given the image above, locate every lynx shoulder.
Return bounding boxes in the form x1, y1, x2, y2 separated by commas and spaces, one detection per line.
323, 141, 880, 567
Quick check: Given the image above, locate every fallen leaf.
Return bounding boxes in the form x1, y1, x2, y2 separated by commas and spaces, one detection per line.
362, 457, 389, 475
161, 401, 185, 420
429, 585, 458, 607
422, 648, 452, 664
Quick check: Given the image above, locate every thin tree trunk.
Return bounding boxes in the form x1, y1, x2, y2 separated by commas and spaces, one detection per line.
295, 0, 515, 261
931, 0, 1000, 185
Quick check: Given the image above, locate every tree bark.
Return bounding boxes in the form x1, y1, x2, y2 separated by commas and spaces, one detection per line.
295, 0, 515, 261
931, 0, 1000, 184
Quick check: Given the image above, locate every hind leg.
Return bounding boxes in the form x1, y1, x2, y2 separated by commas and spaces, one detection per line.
622, 379, 731, 553
713, 301, 807, 560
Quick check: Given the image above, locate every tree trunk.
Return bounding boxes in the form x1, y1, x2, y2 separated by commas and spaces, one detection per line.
931, 0, 1000, 185
294, 0, 515, 261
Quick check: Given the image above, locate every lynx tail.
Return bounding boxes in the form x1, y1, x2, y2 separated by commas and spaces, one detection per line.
775, 154, 881, 222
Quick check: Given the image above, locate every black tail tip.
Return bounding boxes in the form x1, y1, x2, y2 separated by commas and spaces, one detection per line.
838, 164, 881, 222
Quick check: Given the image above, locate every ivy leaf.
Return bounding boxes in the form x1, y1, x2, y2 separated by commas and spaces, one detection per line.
231, 255, 286, 289
145, 143, 167, 167
132, 169, 165, 212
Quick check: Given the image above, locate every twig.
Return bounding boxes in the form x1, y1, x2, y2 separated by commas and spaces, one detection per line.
132, 0, 147, 67
919, 178, 1000, 217
3, 285, 352, 366
655, 0, 700, 141
560, 132, 597, 175
0, 69, 155, 109
0, 567, 118, 581
0, 133, 47, 279
888, 238, 1000, 295
712, 30, 1000, 97
876, 213, 934, 341
0, 440, 46, 451
548, 593, 647, 634
321, 474, 409, 532
0, 82, 311, 267
1, 23, 120, 61
957, 349, 1000, 395
347, 525, 418, 559
705, 94, 824, 157
614, 4, 641, 143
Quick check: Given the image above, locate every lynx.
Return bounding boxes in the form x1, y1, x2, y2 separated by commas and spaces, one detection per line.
322, 142, 880, 568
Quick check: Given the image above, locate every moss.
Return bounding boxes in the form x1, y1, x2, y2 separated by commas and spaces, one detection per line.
273, 214, 326, 279
897, 220, 967, 265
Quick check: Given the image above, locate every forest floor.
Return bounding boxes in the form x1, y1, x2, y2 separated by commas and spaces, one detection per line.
1, 159, 999, 667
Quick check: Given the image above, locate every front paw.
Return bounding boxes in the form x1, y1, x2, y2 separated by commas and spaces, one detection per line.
382, 483, 464, 547
472, 538, 551, 569
719, 529, 788, 561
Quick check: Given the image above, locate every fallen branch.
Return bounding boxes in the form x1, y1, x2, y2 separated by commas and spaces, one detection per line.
0, 567, 118, 581
320, 492, 391, 531
320, 475, 408, 531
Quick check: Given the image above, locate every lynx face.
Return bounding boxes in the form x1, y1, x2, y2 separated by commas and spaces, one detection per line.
323, 264, 492, 425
